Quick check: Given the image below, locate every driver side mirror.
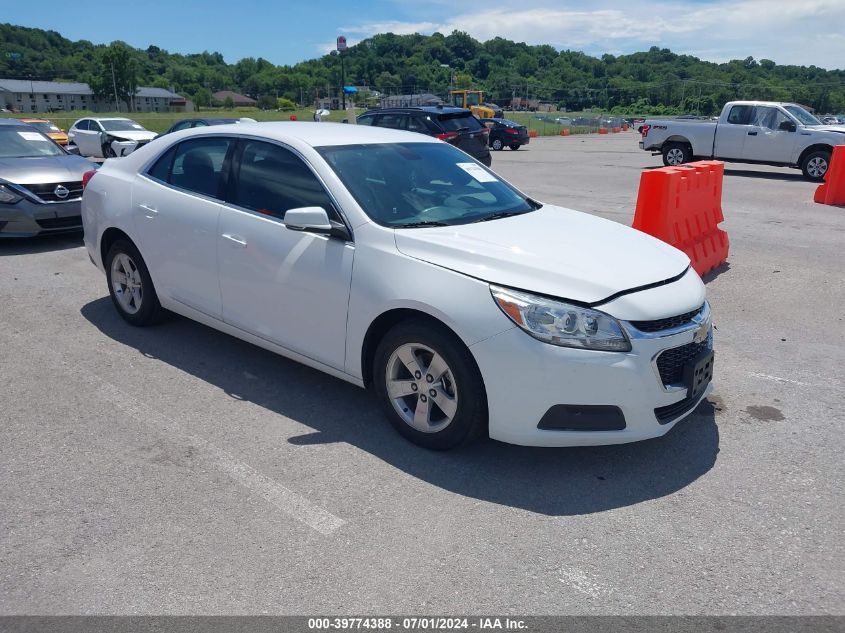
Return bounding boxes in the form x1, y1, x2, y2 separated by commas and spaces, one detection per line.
778, 120, 797, 132
283, 207, 350, 241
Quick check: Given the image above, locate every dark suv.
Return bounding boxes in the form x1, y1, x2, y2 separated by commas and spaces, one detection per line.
356, 107, 492, 166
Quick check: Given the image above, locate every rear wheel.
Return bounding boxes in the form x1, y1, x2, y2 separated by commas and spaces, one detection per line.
801, 150, 831, 182
373, 319, 487, 450
491, 138, 504, 151
662, 142, 691, 166
105, 240, 165, 326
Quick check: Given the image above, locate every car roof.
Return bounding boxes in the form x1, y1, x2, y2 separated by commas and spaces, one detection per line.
166, 121, 439, 148
363, 106, 471, 116
0, 118, 28, 126
20, 118, 50, 123
83, 117, 135, 121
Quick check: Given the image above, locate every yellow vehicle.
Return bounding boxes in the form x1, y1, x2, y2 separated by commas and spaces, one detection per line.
20, 118, 69, 146
449, 90, 497, 119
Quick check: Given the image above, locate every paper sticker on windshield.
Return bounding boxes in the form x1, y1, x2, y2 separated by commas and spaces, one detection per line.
457, 162, 498, 183
18, 131, 48, 141
132, 124, 144, 129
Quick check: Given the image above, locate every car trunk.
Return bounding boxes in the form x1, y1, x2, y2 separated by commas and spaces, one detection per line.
436, 113, 490, 160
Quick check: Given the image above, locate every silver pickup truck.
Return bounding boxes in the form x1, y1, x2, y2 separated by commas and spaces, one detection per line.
639, 101, 845, 181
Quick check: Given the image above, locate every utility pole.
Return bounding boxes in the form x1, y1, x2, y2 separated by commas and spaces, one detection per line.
341, 52, 346, 110
111, 61, 120, 112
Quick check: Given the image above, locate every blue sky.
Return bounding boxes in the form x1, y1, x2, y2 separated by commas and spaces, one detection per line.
4, 0, 844, 69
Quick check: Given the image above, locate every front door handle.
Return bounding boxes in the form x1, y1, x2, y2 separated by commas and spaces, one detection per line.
222, 233, 247, 247
139, 203, 158, 218
747, 131, 758, 136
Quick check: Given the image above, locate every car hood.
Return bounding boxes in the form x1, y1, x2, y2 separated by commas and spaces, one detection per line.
393, 204, 691, 304
107, 130, 157, 141
0, 155, 95, 185
809, 125, 845, 134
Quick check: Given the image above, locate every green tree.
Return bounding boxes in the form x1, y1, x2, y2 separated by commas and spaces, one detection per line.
223, 95, 234, 109
89, 42, 139, 111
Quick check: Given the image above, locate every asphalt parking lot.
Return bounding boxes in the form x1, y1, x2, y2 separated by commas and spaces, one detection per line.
1, 132, 842, 615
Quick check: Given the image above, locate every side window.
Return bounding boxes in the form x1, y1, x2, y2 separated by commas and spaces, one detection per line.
75, 120, 89, 131
147, 145, 177, 182
232, 140, 334, 220
727, 106, 753, 125
170, 120, 193, 132
89, 120, 102, 132
169, 137, 233, 199
771, 110, 792, 131
377, 114, 404, 130
406, 116, 427, 133
751, 107, 777, 129
356, 115, 375, 126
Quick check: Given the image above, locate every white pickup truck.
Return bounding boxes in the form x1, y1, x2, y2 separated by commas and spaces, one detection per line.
639, 101, 845, 181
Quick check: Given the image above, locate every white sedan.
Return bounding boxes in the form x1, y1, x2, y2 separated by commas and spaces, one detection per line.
68, 117, 157, 158
81, 122, 713, 449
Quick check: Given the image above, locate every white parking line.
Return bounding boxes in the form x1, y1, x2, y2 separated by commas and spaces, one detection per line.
0, 324, 346, 536
748, 372, 806, 386
558, 568, 613, 599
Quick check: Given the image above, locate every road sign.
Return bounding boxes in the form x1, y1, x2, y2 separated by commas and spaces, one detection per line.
336, 36, 347, 52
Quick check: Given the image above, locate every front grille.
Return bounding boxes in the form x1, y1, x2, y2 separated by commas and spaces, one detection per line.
656, 339, 710, 386
35, 216, 82, 230
22, 181, 83, 202
655, 395, 703, 424
631, 304, 704, 333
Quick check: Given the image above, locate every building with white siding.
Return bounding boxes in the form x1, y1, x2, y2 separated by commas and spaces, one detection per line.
0, 79, 187, 113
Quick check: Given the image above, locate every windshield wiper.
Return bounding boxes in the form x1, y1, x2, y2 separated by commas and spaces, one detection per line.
471, 210, 531, 223
394, 220, 452, 228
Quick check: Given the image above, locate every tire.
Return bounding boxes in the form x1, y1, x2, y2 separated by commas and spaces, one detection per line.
801, 150, 831, 182
491, 138, 504, 151
510, 144, 521, 150
105, 239, 165, 326
662, 142, 691, 166
373, 319, 487, 450
102, 144, 117, 158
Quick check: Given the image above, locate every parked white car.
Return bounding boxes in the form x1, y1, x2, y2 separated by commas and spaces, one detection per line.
68, 117, 157, 158
82, 122, 713, 449
640, 101, 845, 180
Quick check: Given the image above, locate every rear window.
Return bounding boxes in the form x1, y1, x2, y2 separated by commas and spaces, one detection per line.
727, 106, 754, 125
437, 114, 482, 132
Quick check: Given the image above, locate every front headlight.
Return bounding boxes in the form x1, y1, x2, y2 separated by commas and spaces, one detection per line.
0, 184, 23, 204
490, 284, 631, 352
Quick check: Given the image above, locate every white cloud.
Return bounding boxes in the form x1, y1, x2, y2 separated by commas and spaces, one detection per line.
339, 0, 845, 68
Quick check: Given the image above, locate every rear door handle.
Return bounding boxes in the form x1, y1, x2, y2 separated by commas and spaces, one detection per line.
747, 131, 758, 136
139, 203, 158, 218
222, 233, 247, 247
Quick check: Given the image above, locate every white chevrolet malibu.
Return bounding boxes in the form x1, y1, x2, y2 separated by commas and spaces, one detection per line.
81, 122, 714, 450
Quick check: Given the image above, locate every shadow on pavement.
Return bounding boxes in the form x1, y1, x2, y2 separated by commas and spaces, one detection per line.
723, 168, 805, 182
0, 232, 83, 256
81, 297, 720, 517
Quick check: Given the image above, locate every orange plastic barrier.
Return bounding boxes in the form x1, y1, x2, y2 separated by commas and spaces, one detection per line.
633, 160, 729, 277
289, 115, 297, 121
612, 127, 621, 133
559, 129, 571, 136
598, 128, 609, 134
813, 145, 845, 206
528, 130, 539, 138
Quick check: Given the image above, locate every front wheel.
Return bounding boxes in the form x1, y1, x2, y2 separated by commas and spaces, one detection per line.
105, 240, 165, 326
662, 142, 691, 166
373, 320, 487, 450
801, 150, 831, 182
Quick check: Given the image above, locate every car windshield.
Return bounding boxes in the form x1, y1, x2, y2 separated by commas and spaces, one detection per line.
26, 121, 61, 133
784, 105, 822, 126
100, 119, 146, 132
0, 127, 65, 158
317, 142, 537, 228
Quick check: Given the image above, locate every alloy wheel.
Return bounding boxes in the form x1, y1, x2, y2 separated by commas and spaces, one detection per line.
666, 148, 685, 165
807, 157, 828, 179
110, 253, 143, 315
385, 343, 458, 433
